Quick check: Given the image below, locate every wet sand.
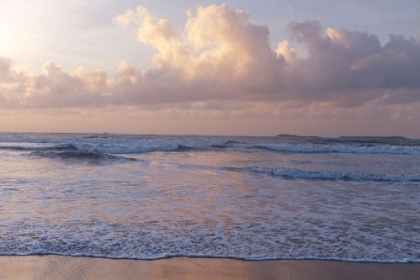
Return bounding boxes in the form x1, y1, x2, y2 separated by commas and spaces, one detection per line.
0, 256, 419, 280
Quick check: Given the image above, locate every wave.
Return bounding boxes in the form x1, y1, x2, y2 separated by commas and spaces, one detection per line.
0, 143, 77, 151
248, 144, 420, 155
28, 151, 137, 163
226, 167, 420, 182
3, 142, 420, 155
2, 135, 420, 155
74, 144, 201, 154
173, 145, 197, 151
0, 142, 201, 154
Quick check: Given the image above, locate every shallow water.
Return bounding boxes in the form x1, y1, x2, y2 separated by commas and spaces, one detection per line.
0, 133, 419, 262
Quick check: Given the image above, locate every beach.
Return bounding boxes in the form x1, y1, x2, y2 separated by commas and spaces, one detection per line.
1, 256, 419, 280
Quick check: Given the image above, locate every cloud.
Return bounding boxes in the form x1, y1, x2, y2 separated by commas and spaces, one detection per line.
114, 5, 275, 76
0, 60, 109, 109
1, 4, 420, 111
287, 22, 420, 100
0, 57, 15, 83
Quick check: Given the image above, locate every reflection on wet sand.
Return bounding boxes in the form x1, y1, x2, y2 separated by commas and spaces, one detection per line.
1, 256, 419, 280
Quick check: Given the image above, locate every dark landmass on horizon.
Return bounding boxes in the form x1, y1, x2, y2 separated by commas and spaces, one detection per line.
339, 136, 409, 139
275, 134, 321, 138
275, 134, 410, 139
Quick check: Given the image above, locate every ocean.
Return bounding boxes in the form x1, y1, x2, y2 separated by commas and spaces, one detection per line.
0, 133, 419, 262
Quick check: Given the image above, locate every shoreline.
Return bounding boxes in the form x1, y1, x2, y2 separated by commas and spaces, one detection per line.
1, 253, 419, 263
1, 256, 420, 280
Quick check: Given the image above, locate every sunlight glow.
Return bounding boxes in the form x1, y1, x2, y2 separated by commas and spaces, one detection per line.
0, 1, 60, 67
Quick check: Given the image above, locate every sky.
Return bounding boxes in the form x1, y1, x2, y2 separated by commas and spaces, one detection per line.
0, 0, 419, 137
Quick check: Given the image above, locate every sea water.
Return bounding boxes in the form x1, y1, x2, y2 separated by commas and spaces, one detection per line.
0, 133, 419, 262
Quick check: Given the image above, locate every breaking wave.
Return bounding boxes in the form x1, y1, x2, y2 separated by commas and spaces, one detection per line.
226, 167, 420, 182
0, 143, 77, 151
248, 144, 420, 155
1, 134, 420, 155
28, 151, 137, 163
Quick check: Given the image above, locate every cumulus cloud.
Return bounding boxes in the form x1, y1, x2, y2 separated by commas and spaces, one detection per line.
0, 60, 109, 109
114, 5, 279, 80
287, 21, 420, 102
1, 4, 420, 110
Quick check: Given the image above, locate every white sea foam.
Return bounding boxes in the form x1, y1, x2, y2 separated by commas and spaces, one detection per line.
1, 216, 419, 263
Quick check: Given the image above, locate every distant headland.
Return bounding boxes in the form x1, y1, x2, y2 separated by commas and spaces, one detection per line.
339, 136, 408, 140
275, 134, 409, 140
275, 134, 321, 138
